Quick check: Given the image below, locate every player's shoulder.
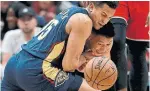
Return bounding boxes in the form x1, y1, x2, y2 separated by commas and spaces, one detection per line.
67, 13, 92, 31
71, 13, 92, 25
66, 13, 92, 34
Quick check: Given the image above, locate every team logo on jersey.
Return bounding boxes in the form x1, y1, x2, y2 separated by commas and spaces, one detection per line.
55, 70, 69, 87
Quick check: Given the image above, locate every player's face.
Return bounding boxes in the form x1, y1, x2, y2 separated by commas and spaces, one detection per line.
89, 3, 115, 30
18, 15, 37, 33
88, 35, 113, 56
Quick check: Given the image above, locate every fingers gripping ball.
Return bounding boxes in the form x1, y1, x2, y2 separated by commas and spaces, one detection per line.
84, 56, 118, 90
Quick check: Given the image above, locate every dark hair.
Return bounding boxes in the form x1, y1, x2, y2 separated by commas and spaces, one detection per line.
92, 22, 115, 38
91, 1, 119, 9
8, 2, 26, 18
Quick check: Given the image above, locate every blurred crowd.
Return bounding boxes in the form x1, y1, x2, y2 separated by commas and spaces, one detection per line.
1, 1, 85, 40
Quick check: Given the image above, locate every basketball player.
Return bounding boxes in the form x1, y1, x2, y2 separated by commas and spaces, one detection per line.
1, 2, 119, 91
77, 22, 115, 73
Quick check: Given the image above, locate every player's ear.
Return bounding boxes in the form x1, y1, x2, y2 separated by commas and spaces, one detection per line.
88, 2, 95, 12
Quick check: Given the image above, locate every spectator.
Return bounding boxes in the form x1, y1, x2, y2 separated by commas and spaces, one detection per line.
1, 2, 26, 40
56, 1, 74, 14
19, 1, 32, 7
2, 7, 41, 68
32, 1, 57, 23
1, 1, 12, 40
108, 1, 149, 91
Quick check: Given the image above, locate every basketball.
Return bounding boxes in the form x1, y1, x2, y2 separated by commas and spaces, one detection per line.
84, 56, 118, 90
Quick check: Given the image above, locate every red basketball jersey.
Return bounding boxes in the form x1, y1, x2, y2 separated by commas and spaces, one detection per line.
114, 1, 149, 41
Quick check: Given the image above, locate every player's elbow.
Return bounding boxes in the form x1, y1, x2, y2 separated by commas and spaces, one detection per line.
71, 61, 79, 69
62, 58, 79, 72
63, 63, 78, 72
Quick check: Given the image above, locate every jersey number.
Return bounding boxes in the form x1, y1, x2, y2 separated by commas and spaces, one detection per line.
38, 19, 59, 40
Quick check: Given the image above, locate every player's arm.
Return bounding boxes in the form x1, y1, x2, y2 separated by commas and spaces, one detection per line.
62, 13, 92, 72
77, 51, 94, 72
77, 46, 112, 72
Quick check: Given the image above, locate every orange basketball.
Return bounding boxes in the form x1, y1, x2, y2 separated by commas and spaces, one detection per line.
84, 56, 118, 90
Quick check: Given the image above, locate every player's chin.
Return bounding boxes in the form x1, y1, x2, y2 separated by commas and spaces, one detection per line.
92, 52, 103, 57
94, 25, 103, 30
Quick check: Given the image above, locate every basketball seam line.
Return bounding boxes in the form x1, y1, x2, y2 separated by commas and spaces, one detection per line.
92, 59, 110, 87
90, 57, 97, 81
98, 70, 116, 84
97, 70, 116, 90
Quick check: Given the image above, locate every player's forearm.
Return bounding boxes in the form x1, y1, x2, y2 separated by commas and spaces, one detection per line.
79, 55, 87, 66
77, 52, 94, 72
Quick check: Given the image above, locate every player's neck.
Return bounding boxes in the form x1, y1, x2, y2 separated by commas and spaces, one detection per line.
85, 8, 92, 19
85, 8, 89, 13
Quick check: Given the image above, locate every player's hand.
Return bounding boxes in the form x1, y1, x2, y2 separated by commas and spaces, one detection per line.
77, 51, 94, 72
77, 61, 88, 72
145, 12, 150, 27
